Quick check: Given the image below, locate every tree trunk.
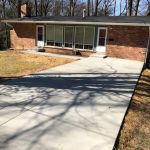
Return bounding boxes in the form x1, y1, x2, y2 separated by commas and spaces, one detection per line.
2, 0, 6, 18
91, 0, 94, 15
87, 0, 90, 16
41, 0, 44, 16
69, 0, 73, 16
114, 0, 116, 16
147, 2, 150, 16
34, 0, 38, 16
18, 0, 21, 18
94, 0, 98, 16
61, 0, 64, 14
127, 0, 133, 16
134, 0, 140, 16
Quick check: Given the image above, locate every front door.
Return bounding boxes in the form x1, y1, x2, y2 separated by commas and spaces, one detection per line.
96, 28, 107, 52
36, 26, 44, 47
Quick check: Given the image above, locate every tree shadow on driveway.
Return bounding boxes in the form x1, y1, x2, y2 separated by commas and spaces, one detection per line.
0, 72, 140, 150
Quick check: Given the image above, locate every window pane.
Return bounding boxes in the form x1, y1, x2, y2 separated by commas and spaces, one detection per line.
38, 27, 43, 34
84, 27, 94, 45
38, 34, 43, 41
75, 44, 83, 49
75, 26, 84, 44
98, 29, 106, 46
99, 38, 105, 46
99, 29, 106, 38
37, 27, 43, 41
55, 25, 63, 43
84, 45, 93, 50
65, 26, 74, 46
47, 25, 54, 45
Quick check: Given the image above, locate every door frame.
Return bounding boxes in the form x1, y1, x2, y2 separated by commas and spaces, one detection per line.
36, 25, 45, 47
96, 27, 107, 52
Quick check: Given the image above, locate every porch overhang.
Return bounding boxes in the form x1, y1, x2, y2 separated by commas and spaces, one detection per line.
1, 16, 150, 27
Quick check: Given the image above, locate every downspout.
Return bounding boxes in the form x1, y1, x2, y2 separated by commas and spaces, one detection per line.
145, 26, 150, 68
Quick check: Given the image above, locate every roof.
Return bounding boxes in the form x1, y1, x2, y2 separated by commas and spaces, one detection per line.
2, 16, 150, 26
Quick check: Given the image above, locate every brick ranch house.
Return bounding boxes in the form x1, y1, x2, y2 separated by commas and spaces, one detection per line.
2, 6, 150, 61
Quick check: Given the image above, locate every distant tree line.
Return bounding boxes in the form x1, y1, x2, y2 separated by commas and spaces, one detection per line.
0, 0, 150, 19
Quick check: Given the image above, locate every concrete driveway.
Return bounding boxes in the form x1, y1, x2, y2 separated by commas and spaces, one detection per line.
0, 56, 143, 150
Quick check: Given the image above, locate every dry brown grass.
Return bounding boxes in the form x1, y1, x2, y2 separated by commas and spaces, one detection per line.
0, 50, 76, 81
117, 69, 150, 150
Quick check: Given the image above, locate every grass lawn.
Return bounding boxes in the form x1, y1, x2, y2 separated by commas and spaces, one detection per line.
116, 69, 150, 150
0, 50, 76, 82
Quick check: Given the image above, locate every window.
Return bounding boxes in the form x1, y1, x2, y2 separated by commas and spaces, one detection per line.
98, 29, 106, 46
75, 26, 84, 49
64, 26, 74, 48
75, 26, 94, 50
37, 27, 43, 41
84, 27, 94, 50
46, 25, 63, 47
46, 25, 95, 50
55, 25, 63, 46
46, 25, 55, 46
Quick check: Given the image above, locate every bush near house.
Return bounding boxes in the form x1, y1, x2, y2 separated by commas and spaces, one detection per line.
0, 31, 10, 50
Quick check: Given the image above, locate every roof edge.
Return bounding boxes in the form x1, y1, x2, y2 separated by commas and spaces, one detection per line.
1, 20, 150, 27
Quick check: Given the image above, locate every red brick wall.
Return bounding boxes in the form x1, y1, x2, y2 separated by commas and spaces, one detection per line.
10, 23, 36, 49
106, 26, 149, 61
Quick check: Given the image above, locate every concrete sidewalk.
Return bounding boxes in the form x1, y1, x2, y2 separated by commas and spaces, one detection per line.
0, 56, 143, 150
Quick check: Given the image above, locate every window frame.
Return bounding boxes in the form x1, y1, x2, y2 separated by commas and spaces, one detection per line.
75, 26, 95, 50
97, 27, 107, 47
84, 26, 95, 50
45, 24, 95, 51
64, 26, 74, 49
46, 24, 63, 48
36, 25, 45, 47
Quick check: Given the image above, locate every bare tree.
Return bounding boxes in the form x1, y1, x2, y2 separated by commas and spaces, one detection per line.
18, 0, 21, 18
87, 0, 90, 16
69, 0, 78, 16
94, 0, 99, 16
127, 0, 133, 16
119, 0, 127, 16
34, 0, 38, 16
113, 0, 116, 16
146, 1, 150, 15
1, 0, 7, 18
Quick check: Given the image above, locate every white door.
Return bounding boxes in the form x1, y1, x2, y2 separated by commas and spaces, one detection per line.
96, 28, 107, 52
36, 26, 44, 47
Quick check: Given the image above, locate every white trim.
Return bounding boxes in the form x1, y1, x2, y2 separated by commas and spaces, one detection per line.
2, 20, 150, 26
36, 25, 45, 47
96, 27, 107, 52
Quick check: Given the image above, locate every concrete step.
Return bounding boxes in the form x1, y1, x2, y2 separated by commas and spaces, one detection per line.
91, 52, 107, 58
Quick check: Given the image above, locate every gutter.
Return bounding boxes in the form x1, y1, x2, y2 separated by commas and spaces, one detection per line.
145, 26, 150, 68
1, 20, 150, 27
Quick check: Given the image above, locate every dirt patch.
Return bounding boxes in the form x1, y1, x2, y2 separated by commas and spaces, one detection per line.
0, 50, 77, 82
116, 69, 150, 150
